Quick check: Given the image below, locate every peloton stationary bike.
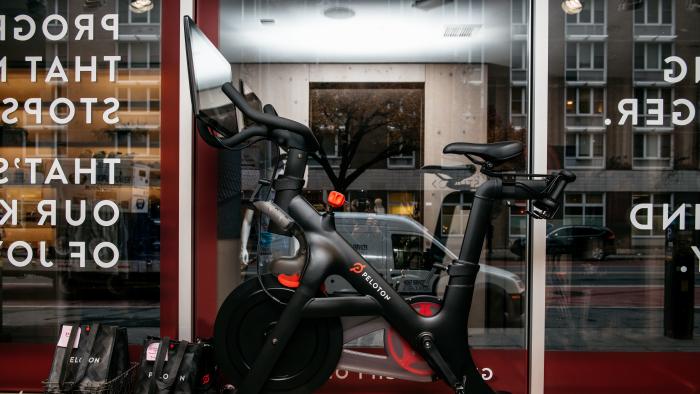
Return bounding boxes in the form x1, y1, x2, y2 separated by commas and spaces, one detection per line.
184, 17, 575, 394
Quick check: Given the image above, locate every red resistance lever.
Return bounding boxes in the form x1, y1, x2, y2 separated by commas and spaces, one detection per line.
327, 191, 346, 209
277, 273, 300, 288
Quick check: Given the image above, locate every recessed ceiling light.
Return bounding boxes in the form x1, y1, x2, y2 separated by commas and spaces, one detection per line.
260, 18, 276, 25
323, 6, 355, 20
561, 0, 583, 14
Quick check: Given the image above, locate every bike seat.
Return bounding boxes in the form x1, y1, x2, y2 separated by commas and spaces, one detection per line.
443, 141, 523, 165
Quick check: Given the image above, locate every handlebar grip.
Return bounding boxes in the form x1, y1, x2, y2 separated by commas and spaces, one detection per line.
532, 170, 576, 214
253, 201, 295, 233
548, 170, 576, 201
263, 104, 278, 115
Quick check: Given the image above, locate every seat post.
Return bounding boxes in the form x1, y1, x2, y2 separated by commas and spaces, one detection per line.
458, 180, 499, 263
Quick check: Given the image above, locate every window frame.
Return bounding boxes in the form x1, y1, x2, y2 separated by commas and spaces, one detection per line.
563, 192, 606, 226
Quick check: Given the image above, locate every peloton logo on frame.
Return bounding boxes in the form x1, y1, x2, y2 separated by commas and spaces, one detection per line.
350, 263, 391, 301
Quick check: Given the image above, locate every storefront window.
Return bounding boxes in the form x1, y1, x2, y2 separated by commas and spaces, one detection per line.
547, 1, 699, 391
0, 0, 162, 344
212, 0, 530, 391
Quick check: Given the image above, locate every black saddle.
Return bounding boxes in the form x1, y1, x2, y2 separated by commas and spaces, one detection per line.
443, 141, 523, 166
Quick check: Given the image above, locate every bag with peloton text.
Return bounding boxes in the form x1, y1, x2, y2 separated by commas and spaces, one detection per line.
134, 336, 218, 394
45, 323, 130, 392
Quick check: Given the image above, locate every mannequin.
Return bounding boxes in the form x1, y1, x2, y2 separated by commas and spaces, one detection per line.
239, 156, 308, 268
374, 198, 386, 214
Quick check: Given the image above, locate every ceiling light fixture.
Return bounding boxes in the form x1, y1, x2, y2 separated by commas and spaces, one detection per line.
443, 24, 481, 38
260, 18, 276, 25
130, 0, 154, 14
413, 0, 454, 11
323, 7, 355, 20
561, 0, 583, 14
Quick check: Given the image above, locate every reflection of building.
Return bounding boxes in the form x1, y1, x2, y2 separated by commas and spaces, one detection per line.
0, 0, 162, 271
547, 0, 700, 252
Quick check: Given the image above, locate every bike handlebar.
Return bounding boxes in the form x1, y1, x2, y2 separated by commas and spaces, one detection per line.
532, 170, 576, 213
221, 82, 320, 151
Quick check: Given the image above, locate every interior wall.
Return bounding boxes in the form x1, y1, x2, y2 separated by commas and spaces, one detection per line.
231, 62, 490, 325
234, 63, 488, 240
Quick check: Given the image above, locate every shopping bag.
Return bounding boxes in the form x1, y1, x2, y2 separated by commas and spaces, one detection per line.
45, 323, 130, 392
134, 336, 218, 393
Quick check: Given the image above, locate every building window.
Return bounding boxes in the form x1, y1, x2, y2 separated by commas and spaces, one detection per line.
631, 193, 673, 237
512, 0, 527, 25
633, 131, 672, 168
118, 0, 161, 24
511, 41, 527, 83
634, 88, 673, 127
511, 87, 527, 129
509, 201, 528, 238
566, 0, 605, 25
564, 193, 605, 226
309, 125, 342, 168
565, 132, 605, 168
387, 126, 417, 168
566, 42, 606, 82
309, 83, 423, 178
566, 88, 605, 115
635, 0, 674, 25
118, 42, 161, 69
634, 42, 673, 71
47, 0, 68, 23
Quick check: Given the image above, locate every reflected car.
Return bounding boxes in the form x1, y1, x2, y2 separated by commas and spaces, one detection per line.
328, 213, 526, 328
510, 225, 616, 261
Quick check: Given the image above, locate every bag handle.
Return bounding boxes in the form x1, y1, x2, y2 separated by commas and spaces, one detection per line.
160, 340, 188, 390
148, 337, 170, 394
57, 324, 79, 390
70, 323, 101, 389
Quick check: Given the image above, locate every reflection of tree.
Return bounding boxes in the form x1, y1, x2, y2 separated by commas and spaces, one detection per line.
310, 84, 422, 193
487, 110, 526, 171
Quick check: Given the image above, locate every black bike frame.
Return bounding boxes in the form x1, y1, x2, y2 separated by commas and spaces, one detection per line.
238, 153, 551, 394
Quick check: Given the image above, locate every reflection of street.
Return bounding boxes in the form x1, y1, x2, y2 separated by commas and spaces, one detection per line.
1, 275, 159, 343
543, 257, 698, 351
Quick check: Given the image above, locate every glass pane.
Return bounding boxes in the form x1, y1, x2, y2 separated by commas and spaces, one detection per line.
662, 0, 672, 24
580, 6, 591, 23
0, 1, 162, 344
566, 89, 576, 113
547, 1, 699, 392
579, 134, 591, 157
647, 44, 660, 69
634, 43, 645, 69
566, 43, 577, 69
594, 0, 605, 24
648, 0, 660, 23
580, 43, 592, 68
594, 43, 605, 69
579, 89, 591, 113
594, 89, 604, 114
216, 1, 532, 392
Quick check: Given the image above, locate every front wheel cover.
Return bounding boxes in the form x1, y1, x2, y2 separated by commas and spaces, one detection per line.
214, 275, 343, 394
